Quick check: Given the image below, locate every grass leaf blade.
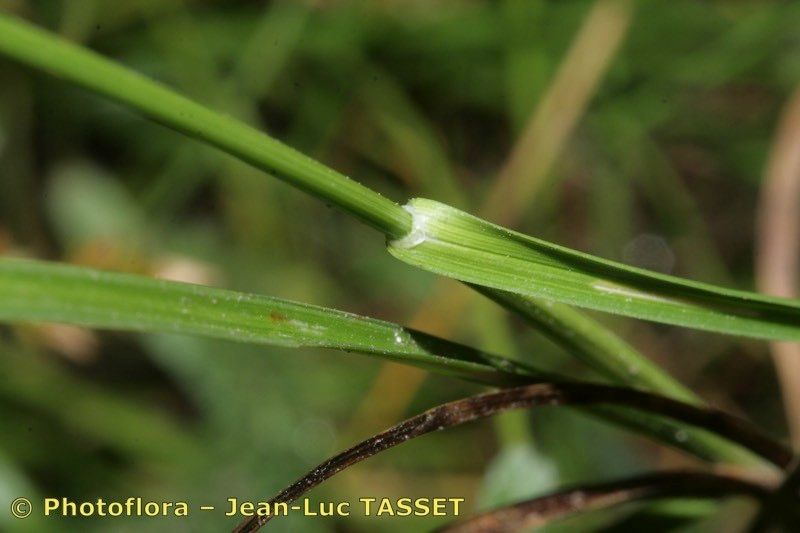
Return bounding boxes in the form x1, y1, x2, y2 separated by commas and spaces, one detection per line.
0, 259, 533, 385
475, 288, 768, 466
389, 199, 800, 340
0, 13, 411, 238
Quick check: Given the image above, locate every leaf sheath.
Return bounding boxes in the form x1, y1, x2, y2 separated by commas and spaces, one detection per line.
389, 199, 800, 340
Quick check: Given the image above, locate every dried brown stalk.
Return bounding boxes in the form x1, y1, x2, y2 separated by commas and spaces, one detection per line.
756, 87, 800, 447
440, 471, 772, 533
233, 382, 789, 532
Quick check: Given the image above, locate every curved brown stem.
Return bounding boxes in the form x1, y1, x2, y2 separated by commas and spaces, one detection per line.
439, 471, 772, 533
232, 382, 791, 533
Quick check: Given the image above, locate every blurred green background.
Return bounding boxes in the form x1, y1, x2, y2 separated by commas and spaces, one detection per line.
1, 0, 798, 531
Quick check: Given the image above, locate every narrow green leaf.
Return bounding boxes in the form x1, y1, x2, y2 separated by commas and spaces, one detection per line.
389, 199, 800, 340
475, 288, 697, 402
0, 259, 533, 385
0, 13, 411, 238
475, 289, 769, 466
0, 259, 769, 466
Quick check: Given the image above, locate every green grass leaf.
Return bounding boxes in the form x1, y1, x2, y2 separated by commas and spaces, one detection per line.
475, 288, 697, 402
474, 289, 769, 466
0, 258, 534, 385
0, 259, 774, 466
0, 13, 410, 238
389, 199, 800, 341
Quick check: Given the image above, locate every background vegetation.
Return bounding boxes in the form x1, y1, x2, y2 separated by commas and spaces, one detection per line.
1, 0, 799, 531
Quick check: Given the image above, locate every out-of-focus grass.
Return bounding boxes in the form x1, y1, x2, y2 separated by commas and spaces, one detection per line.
1, 1, 799, 531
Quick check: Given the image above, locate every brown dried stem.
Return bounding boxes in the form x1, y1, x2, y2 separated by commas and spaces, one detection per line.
233, 382, 789, 532
756, 87, 800, 447
440, 471, 772, 533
